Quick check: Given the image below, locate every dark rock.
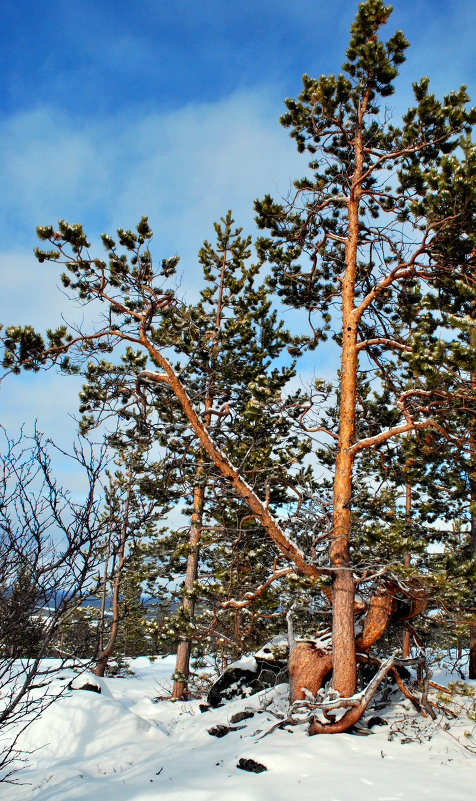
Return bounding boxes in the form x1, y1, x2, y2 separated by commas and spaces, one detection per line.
199, 703, 210, 713
359, 661, 410, 686
367, 716, 388, 728
72, 681, 101, 694
207, 657, 287, 708
255, 636, 288, 660
229, 710, 255, 724
358, 662, 380, 685
237, 758, 267, 773
392, 597, 413, 621
208, 724, 245, 738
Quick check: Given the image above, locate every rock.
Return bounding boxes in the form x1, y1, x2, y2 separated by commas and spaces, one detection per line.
69, 680, 102, 694
254, 635, 289, 660
236, 758, 267, 773
67, 672, 112, 697
367, 715, 388, 728
207, 655, 287, 708
208, 724, 245, 738
349, 724, 373, 736
359, 661, 410, 686
79, 682, 102, 694
229, 710, 255, 724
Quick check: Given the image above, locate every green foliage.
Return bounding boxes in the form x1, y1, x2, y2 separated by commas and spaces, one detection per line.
0, 571, 44, 658
436, 682, 476, 737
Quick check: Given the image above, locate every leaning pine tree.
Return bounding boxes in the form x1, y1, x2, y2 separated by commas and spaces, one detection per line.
2, 0, 475, 733
139, 213, 309, 696
73, 212, 311, 697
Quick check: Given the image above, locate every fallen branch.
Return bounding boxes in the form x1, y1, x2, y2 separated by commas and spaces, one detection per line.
357, 652, 428, 716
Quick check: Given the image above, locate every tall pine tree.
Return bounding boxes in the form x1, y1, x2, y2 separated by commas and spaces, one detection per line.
3, 0, 475, 732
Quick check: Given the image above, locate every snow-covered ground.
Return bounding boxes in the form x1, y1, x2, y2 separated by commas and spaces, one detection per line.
3, 655, 476, 801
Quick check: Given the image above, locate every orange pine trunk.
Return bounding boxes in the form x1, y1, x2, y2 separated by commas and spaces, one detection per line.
329, 108, 366, 696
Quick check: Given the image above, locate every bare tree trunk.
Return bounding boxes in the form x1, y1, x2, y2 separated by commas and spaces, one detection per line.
94, 471, 132, 677
172, 482, 204, 699
331, 382, 357, 696
97, 525, 112, 656
329, 279, 357, 696
289, 590, 394, 703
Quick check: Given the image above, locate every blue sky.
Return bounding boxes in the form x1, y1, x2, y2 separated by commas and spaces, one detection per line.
1, 0, 474, 120
1, 0, 475, 484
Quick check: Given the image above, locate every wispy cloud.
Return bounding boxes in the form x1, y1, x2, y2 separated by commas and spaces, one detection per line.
0, 87, 303, 311
0, 86, 304, 457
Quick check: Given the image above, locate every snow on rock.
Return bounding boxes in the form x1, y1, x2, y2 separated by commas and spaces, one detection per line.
207, 653, 288, 707
255, 635, 289, 659
69, 672, 112, 696
226, 655, 258, 673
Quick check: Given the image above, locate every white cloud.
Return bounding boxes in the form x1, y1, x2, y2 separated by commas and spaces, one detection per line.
0, 87, 304, 305
0, 86, 307, 459
0, 87, 302, 243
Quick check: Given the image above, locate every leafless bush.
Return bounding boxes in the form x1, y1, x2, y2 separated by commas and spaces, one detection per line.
0, 426, 108, 781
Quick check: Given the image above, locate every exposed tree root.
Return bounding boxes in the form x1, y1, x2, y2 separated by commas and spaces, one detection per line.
289, 642, 333, 702
289, 584, 396, 704
286, 578, 430, 733
297, 652, 399, 735
288, 645, 444, 735
355, 589, 395, 652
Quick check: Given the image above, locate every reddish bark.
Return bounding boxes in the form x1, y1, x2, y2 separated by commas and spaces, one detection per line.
289, 585, 397, 704
307, 653, 397, 735
402, 484, 412, 658
355, 590, 395, 652
289, 643, 333, 702
329, 91, 366, 697
393, 592, 427, 622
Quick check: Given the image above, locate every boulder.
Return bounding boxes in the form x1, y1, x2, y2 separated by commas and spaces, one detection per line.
207, 651, 287, 707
